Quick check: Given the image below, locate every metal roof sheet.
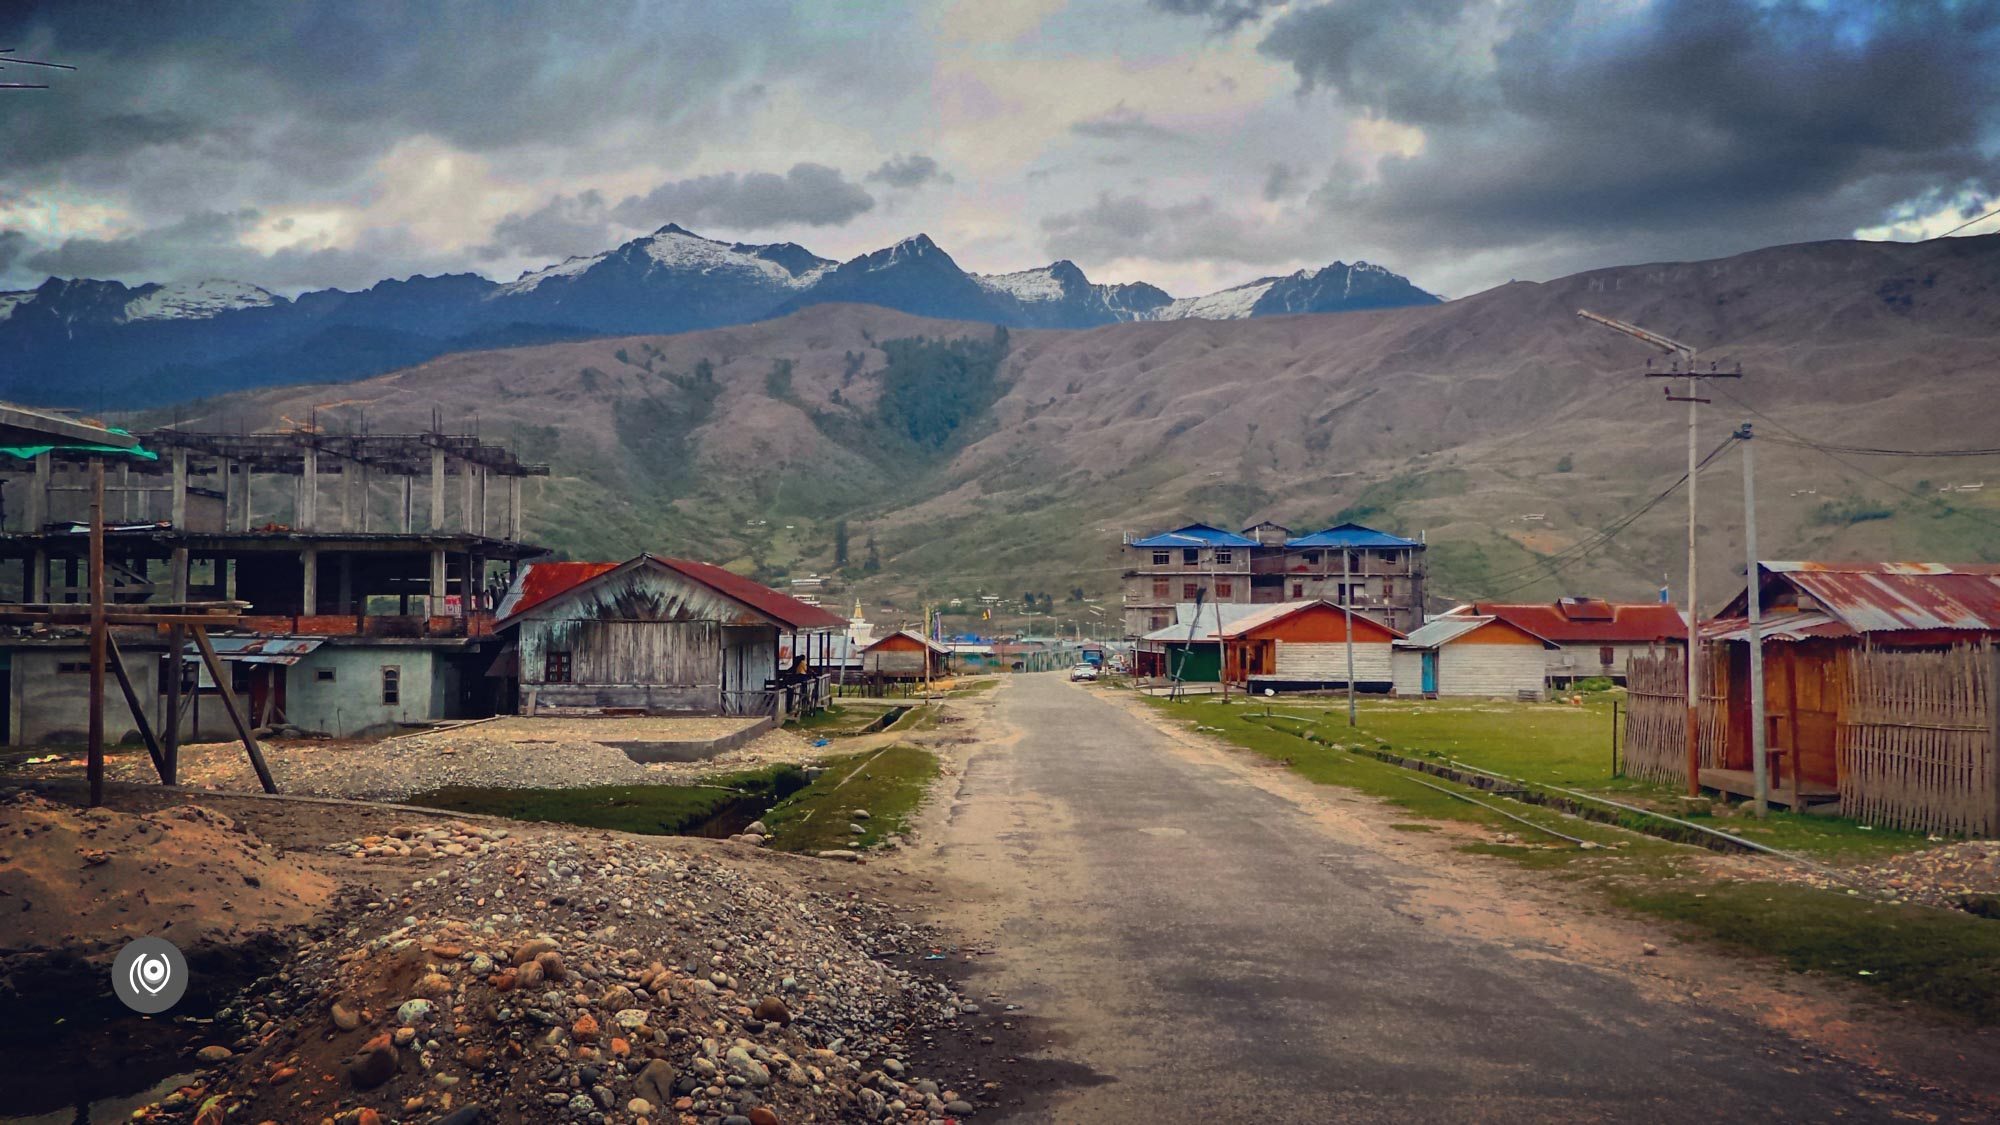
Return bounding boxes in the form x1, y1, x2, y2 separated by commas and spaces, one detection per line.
1769, 563, 2000, 634
1216, 598, 1407, 640
495, 555, 847, 631
1397, 616, 1496, 649
1700, 611, 1852, 644
1284, 522, 1420, 549
1131, 523, 1260, 549
192, 635, 325, 665
1467, 601, 1687, 643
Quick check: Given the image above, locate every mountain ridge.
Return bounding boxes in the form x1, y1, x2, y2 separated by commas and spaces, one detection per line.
140, 232, 2000, 611
0, 224, 1438, 408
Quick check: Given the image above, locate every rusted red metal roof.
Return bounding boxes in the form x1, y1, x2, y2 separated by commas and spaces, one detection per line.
496, 556, 848, 631
1464, 601, 1687, 643
1757, 561, 2000, 634
1700, 611, 1852, 644
653, 557, 849, 631
494, 560, 621, 621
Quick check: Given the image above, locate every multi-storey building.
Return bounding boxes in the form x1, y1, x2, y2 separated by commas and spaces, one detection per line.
1122, 521, 1427, 638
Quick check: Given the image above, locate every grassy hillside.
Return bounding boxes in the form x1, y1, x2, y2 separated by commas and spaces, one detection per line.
146, 235, 2000, 621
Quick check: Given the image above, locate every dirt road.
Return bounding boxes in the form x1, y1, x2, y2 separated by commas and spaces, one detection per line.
905, 674, 1993, 1123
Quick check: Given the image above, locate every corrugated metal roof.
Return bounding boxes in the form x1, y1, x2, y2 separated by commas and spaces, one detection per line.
1142, 601, 1265, 642
1763, 561, 2000, 634
654, 557, 849, 631
1467, 601, 1687, 643
1397, 616, 1493, 649
193, 635, 325, 665
1217, 598, 1406, 639
865, 629, 950, 655
494, 561, 621, 620
1284, 522, 1420, 549
1701, 612, 1851, 644
495, 556, 847, 631
1131, 524, 1260, 549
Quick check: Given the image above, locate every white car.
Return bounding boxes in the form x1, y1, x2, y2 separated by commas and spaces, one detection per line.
1069, 663, 1099, 681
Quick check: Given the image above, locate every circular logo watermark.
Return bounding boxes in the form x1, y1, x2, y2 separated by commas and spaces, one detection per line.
111, 937, 188, 1015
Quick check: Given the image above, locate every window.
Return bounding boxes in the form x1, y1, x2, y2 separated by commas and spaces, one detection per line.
1599, 646, 1615, 666
1292, 582, 1304, 598
544, 651, 573, 683
380, 666, 401, 706
1304, 550, 1321, 565
1152, 577, 1170, 599
1215, 549, 1233, 565
1182, 548, 1200, 565
1183, 583, 1200, 600
1382, 579, 1395, 598
1151, 550, 1171, 566
1216, 580, 1233, 598
1152, 611, 1171, 630
315, 667, 337, 683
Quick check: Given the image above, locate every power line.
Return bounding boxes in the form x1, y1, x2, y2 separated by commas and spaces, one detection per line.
1757, 436, 2000, 458
1939, 201, 2000, 239
1711, 384, 2000, 536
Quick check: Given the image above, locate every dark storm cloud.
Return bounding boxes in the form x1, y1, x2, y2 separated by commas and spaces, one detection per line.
867, 154, 953, 190
609, 164, 875, 230
483, 191, 618, 261
0, 1, 822, 180
1147, 0, 1291, 33
0, 230, 26, 274
1153, 0, 2000, 274
22, 211, 466, 292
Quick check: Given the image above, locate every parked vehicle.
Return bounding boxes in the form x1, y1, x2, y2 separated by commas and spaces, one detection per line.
1068, 663, 1099, 682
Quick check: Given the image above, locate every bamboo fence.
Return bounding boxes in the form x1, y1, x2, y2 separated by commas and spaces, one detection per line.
1839, 642, 1997, 836
1623, 647, 1729, 788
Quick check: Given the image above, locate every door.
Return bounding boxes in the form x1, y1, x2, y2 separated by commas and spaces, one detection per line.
1420, 651, 1438, 694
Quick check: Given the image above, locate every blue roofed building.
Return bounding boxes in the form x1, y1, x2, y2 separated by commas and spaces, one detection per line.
1122, 519, 1427, 638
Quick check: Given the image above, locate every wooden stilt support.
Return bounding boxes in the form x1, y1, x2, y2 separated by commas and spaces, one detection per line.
104, 632, 169, 783
87, 458, 106, 807
190, 624, 278, 794
164, 624, 184, 785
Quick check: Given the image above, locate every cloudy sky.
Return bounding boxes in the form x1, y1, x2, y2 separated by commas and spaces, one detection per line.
2, 0, 1995, 301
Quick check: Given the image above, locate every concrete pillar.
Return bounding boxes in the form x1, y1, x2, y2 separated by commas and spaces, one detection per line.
509, 476, 522, 541
358, 463, 370, 533
169, 547, 189, 604
429, 548, 446, 613
301, 547, 319, 616
169, 449, 188, 529
241, 463, 255, 532
299, 446, 318, 530
477, 466, 488, 537
27, 549, 45, 602
402, 475, 414, 533
461, 461, 475, 536
430, 448, 446, 531
337, 552, 353, 616
27, 452, 48, 532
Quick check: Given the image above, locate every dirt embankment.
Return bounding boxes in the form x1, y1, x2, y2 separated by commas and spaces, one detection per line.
0, 791, 335, 955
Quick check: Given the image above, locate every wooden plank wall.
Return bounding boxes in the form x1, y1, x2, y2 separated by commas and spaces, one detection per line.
1840, 642, 1996, 836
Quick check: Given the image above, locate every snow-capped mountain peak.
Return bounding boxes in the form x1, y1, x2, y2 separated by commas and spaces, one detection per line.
123, 279, 280, 322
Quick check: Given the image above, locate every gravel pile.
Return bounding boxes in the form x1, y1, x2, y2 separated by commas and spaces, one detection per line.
146, 832, 997, 1124
326, 821, 518, 862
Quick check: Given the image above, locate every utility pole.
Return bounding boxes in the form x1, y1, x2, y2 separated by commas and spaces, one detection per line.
87, 458, 106, 807
1738, 423, 1768, 817
1342, 545, 1357, 727
1577, 310, 1741, 797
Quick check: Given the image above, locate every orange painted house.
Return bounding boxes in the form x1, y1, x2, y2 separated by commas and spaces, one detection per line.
861, 629, 950, 680
1218, 600, 1404, 691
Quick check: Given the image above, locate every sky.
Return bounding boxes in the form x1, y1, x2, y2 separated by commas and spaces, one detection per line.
1, 0, 1996, 301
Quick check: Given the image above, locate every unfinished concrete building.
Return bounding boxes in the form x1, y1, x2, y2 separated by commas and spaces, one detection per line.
0, 428, 549, 742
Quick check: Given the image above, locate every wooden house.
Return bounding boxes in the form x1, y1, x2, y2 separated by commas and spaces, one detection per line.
861, 629, 950, 681
1625, 561, 2000, 834
1218, 600, 1402, 692
1452, 598, 1685, 685
1135, 602, 1262, 681
494, 554, 847, 717
1392, 615, 1556, 700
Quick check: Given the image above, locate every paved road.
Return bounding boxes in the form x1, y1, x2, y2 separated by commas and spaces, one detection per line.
925, 675, 1971, 1123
